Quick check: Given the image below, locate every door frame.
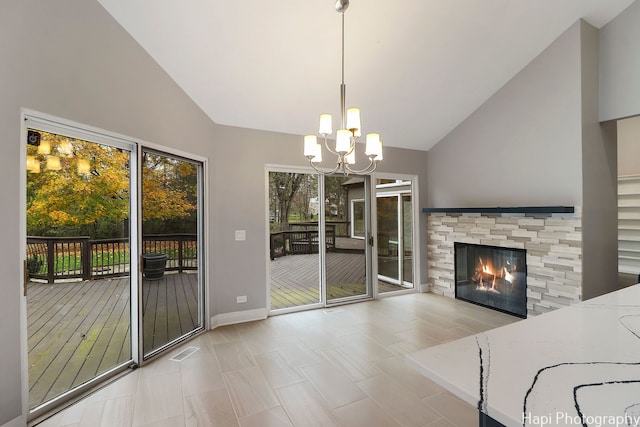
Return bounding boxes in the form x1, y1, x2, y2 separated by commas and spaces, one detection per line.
265, 167, 421, 313
19, 109, 210, 421
323, 173, 374, 306
371, 172, 419, 299
139, 147, 207, 361
265, 165, 325, 314
376, 193, 403, 285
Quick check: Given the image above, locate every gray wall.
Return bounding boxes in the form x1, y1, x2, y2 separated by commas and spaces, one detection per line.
579, 22, 619, 300
211, 125, 429, 314
427, 19, 621, 300
0, 1, 217, 423
600, 0, 640, 122
618, 116, 640, 176
426, 21, 584, 208
0, 1, 428, 423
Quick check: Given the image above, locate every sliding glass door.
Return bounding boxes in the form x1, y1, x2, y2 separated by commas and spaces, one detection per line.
402, 194, 414, 285
268, 171, 321, 311
267, 172, 418, 312
23, 114, 207, 420
25, 119, 134, 417
268, 171, 373, 311
377, 195, 400, 282
324, 174, 372, 304
376, 179, 414, 293
141, 149, 204, 358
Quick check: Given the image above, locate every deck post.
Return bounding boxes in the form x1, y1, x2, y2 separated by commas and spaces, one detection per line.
82, 237, 92, 281
178, 235, 184, 273
46, 239, 55, 284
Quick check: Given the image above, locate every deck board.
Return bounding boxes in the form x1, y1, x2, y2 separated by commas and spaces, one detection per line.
142, 272, 200, 355
27, 278, 128, 407
27, 272, 199, 409
27, 257, 404, 407
270, 252, 410, 310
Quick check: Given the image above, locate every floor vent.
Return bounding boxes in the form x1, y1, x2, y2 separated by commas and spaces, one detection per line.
323, 308, 344, 314
169, 346, 199, 362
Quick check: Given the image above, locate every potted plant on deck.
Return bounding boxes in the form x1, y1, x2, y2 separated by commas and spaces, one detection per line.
142, 253, 167, 280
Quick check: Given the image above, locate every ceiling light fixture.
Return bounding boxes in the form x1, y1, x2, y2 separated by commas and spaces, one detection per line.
303, 0, 383, 176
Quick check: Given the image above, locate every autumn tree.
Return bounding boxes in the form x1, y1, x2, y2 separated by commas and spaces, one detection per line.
26, 130, 198, 239
141, 152, 198, 234
27, 131, 130, 238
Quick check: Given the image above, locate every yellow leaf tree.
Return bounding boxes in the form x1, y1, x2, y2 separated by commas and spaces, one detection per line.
27, 131, 197, 238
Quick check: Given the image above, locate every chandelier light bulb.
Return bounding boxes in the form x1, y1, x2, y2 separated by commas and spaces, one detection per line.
46, 156, 62, 171
37, 140, 50, 155
26, 156, 40, 173
375, 140, 384, 161
365, 133, 380, 157
335, 129, 351, 154
319, 114, 333, 135
59, 139, 73, 156
77, 158, 91, 174
346, 108, 361, 132
345, 150, 356, 165
311, 143, 323, 163
304, 135, 318, 157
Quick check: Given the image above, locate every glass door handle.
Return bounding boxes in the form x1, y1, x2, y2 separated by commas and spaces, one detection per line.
23, 259, 28, 296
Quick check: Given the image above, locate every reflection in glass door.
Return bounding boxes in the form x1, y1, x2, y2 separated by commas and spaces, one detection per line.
325, 174, 372, 304
376, 179, 414, 293
377, 195, 400, 283
141, 150, 203, 358
25, 124, 133, 415
402, 194, 414, 285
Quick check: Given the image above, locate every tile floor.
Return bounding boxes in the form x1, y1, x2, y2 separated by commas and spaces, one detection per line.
37, 293, 519, 426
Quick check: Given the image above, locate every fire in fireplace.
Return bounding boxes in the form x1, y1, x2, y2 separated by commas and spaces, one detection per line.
454, 242, 527, 318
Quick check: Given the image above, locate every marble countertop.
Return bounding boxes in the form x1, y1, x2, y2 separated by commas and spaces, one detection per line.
406, 285, 640, 427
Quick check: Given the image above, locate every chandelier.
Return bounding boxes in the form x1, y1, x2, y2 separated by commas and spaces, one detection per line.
303, 0, 383, 176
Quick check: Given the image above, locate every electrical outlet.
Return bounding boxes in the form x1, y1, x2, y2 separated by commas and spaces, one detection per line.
236, 295, 247, 303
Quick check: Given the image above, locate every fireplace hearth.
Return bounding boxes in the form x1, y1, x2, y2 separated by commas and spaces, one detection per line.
454, 242, 527, 318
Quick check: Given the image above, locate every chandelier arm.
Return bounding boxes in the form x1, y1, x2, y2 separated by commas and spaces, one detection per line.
344, 157, 379, 175
308, 158, 343, 176
323, 135, 339, 156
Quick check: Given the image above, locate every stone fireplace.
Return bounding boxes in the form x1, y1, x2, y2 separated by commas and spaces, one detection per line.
426, 207, 582, 317
455, 242, 528, 318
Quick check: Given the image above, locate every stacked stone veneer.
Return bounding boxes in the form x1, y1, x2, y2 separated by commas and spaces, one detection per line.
427, 209, 582, 316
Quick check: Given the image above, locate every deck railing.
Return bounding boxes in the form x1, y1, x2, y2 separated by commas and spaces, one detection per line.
270, 224, 336, 260
26, 234, 197, 283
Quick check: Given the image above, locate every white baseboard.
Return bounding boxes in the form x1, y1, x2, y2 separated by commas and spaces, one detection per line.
1, 415, 25, 427
619, 266, 640, 276
210, 308, 268, 329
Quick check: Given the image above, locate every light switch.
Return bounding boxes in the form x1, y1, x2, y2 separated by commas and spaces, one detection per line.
235, 230, 246, 241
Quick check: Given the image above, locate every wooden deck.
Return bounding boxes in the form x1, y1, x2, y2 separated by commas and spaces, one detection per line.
27, 272, 199, 409
142, 271, 200, 355
270, 252, 408, 310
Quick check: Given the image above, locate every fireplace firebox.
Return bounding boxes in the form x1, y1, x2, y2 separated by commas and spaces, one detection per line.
454, 242, 527, 318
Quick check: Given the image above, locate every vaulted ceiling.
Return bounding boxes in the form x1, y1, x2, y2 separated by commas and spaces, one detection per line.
98, 0, 635, 151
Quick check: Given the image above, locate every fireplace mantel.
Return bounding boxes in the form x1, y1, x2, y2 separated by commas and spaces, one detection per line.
422, 206, 574, 214
426, 207, 582, 315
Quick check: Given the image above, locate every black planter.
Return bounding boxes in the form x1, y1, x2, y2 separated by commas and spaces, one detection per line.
143, 253, 167, 280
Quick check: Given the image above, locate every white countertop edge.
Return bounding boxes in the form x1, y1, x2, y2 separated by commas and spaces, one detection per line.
405, 353, 479, 408
406, 351, 519, 427
404, 284, 640, 427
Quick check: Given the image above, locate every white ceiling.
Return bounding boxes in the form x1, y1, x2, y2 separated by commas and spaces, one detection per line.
97, 0, 635, 152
